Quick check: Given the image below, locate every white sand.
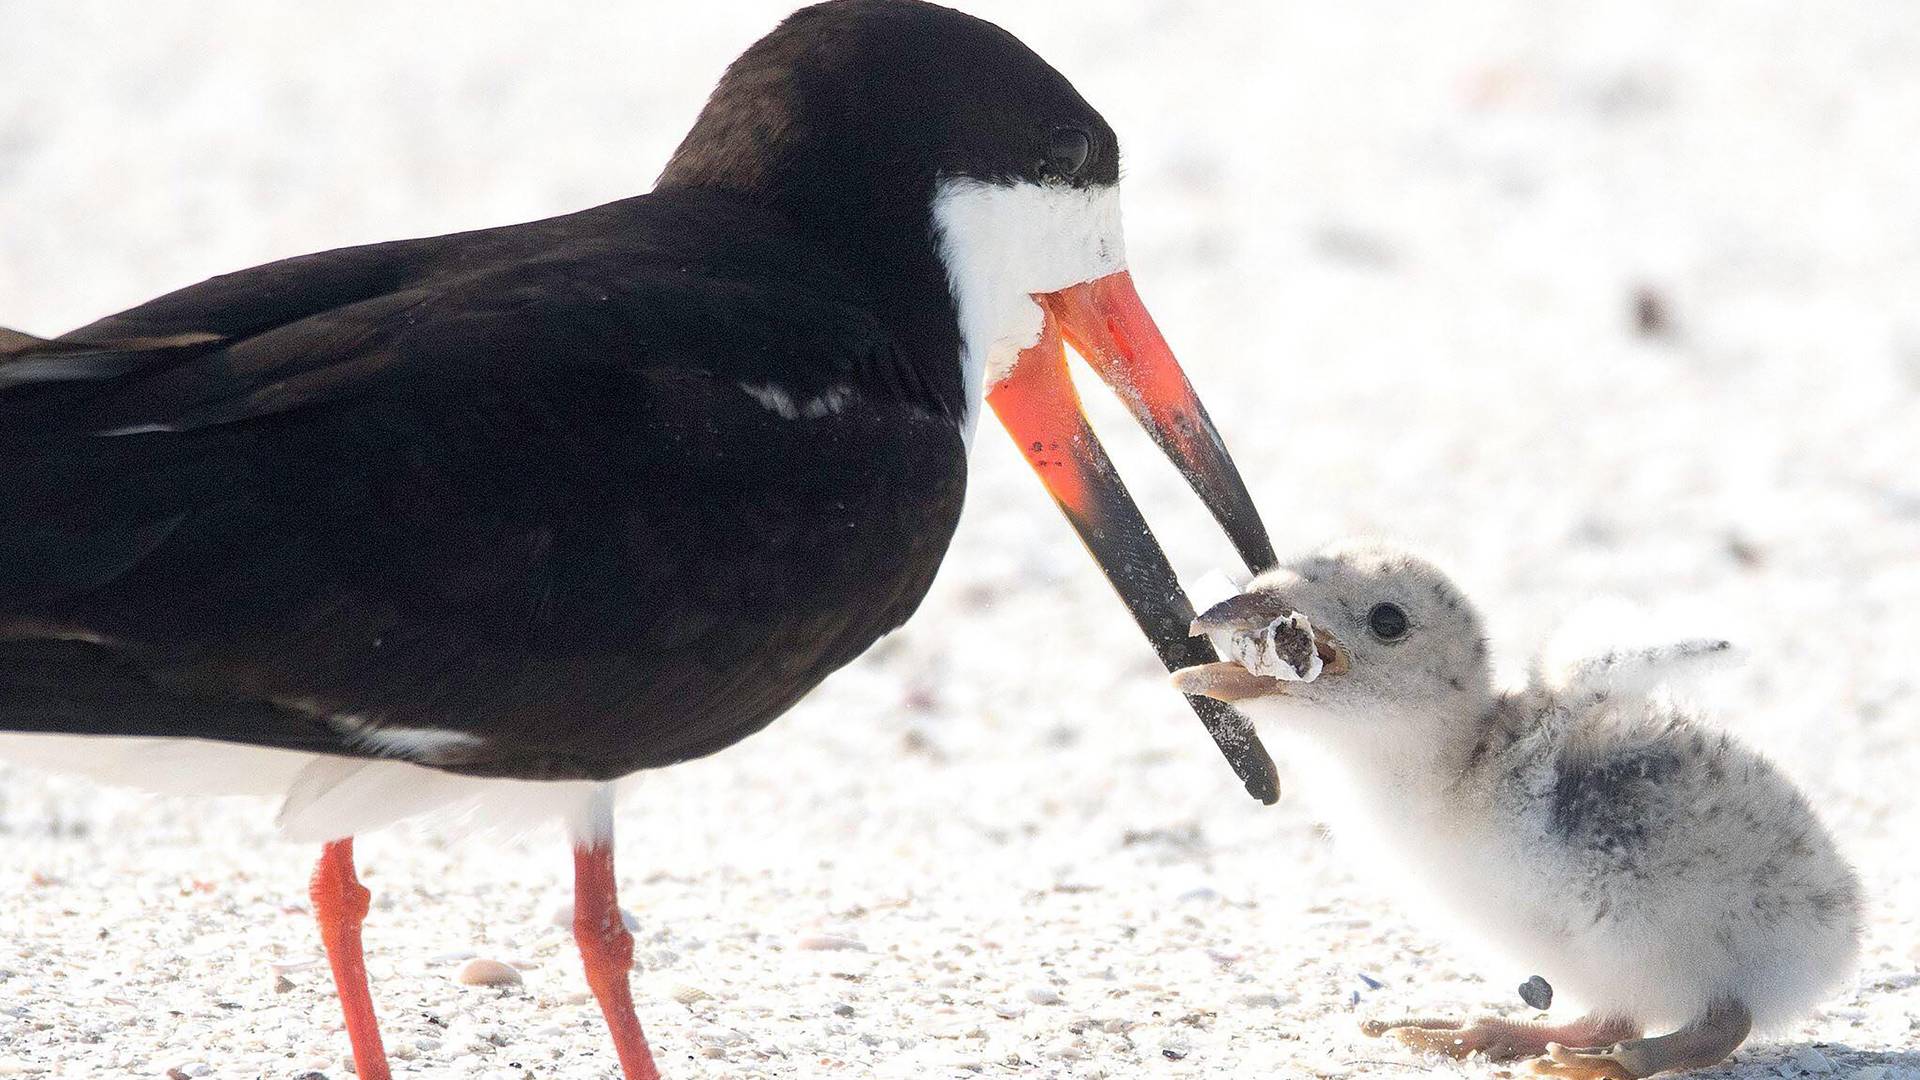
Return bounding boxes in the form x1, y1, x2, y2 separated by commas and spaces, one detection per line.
2, 2, 1917, 1077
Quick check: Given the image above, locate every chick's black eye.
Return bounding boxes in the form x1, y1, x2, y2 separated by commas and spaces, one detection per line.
1368, 602, 1409, 641
1044, 126, 1092, 177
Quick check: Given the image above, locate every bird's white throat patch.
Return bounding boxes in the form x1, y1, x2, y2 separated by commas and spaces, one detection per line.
930, 178, 1127, 441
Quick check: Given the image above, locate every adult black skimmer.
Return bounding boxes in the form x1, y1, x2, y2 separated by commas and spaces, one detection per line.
0, 2, 1278, 1076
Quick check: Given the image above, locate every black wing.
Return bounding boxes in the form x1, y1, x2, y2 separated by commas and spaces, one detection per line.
0, 194, 967, 779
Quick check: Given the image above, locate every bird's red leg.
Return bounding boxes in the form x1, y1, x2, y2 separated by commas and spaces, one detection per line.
310, 838, 392, 1080
573, 836, 661, 1080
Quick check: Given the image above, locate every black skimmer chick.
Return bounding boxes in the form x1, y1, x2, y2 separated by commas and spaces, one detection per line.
0, 2, 1283, 1076
1174, 540, 1861, 1079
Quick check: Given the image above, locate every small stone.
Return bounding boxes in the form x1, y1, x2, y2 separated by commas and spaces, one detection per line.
456, 958, 523, 987
1631, 285, 1674, 339
832, 1003, 857, 1018
1519, 974, 1553, 1010
1787, 1046, 1834, 1074
796, 934, 866, 952
1726, 533, 1765, 569
1024, 987, 1064, 1006
694, 1024, 746, 1047
1161, 1041, 1190, 1061
274, 975, 297, 994
460, 1023, 507, 1051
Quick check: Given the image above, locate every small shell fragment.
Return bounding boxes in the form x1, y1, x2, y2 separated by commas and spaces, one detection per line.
796, 934, 867, 952
669, 983, 712, 1005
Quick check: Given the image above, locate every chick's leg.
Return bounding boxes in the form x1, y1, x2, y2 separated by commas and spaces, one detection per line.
1364, 1013, 1640, 1063
1536, 1000, 1750, 1079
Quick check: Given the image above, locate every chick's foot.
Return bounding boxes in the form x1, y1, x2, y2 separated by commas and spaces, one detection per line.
1363, 1013, 1638, 1063
1535, 1001, 1750, 1080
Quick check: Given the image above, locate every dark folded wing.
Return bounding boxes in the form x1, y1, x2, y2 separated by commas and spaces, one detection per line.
0, 210, 964, 778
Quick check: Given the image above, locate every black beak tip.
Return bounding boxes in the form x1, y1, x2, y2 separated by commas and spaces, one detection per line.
1236, 757, 1282, 799
1187, 694, 1281, 804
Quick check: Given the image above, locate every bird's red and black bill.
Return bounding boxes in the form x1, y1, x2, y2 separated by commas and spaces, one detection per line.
987, 270, 1281, 804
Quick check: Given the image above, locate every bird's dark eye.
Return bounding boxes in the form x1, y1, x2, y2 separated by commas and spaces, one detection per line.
1044, 127, 1092, 177
1367, 602, 1409, 641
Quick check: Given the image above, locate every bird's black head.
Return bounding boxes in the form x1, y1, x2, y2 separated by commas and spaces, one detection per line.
659, 0, 1118, 204
659, 1, 1138, 450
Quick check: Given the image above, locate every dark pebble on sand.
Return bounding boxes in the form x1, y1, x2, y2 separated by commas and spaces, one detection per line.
1520, 974, 1553, 1010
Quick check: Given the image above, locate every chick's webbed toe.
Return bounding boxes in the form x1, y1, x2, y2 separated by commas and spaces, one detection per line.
1364, 1013, 1639, 1064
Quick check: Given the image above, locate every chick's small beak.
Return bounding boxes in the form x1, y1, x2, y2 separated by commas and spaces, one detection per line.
987, 269, 1280, 803
1168, 661, 1280, 703
1174, 600, 1351, 702
1316, 627, 1351, 676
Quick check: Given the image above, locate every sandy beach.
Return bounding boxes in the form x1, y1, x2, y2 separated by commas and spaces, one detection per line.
2, 2, 1917, 1076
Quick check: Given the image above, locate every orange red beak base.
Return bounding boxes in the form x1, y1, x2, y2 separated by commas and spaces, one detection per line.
986, 270, 1280, 804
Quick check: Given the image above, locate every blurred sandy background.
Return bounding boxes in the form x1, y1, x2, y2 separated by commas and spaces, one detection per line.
2, 2, 1918, 1077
